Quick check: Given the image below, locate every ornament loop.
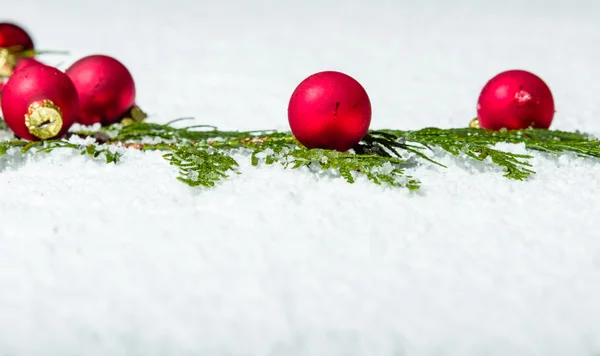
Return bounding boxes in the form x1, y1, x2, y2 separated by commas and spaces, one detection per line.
469, 118, 481, 129
25, 100, 64, 139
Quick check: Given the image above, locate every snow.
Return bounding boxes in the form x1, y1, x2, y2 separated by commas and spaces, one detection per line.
2, 0, 600, 355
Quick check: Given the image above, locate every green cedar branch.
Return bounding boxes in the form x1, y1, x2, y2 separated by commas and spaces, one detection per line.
249, 141, 420, 189
2, 118, 600, 189
0, 139, 121, 164
365, 127, 600, 180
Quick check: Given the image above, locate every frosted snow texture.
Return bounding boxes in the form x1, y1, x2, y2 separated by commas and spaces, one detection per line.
2, 0, 600, 355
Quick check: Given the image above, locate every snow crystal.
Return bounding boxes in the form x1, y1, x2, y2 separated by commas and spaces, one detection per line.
66, 134, 98, 146
68, 122, 104, 133
187, 169, 199, 181
371, 161, 395, 175
0, 132, 13, 142
254, 147, 275, 160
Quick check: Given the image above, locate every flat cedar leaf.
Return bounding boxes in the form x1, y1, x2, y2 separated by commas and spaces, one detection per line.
104, 151, 120, 163
163, 145, 239, 188
339, 165, 354, 183
21, 142, 39, 154
0, 143, 11, 155
291, 159, 304, 169
251, 155, 259, 166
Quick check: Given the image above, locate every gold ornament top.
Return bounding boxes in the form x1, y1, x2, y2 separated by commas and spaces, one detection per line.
25, 100, 64, 139
120, 105, 148, 125
120, 118, 135, 126
469, 118, 481, 129
0, 48, 17, 78
130, 106, 147, 121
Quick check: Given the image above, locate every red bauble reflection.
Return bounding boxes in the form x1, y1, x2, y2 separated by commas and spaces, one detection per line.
1, 65, 78, 141
0, 22, 34, 52
288, 71, 372, 152
66, 54, 136, 125
477, 70, 555, 130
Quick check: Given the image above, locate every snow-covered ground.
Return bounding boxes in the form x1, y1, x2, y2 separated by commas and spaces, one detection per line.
2, 0, 600, 355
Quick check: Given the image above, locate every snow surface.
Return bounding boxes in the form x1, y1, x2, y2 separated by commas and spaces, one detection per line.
2, 0, 600, 355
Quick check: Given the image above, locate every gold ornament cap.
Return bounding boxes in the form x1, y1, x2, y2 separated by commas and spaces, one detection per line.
120, 105, 148, 125
469, 118, 481, 129
25, 100, 64, 139
0, 48, 17, 78
120, 118, 135, 126
130, 106, 147, 122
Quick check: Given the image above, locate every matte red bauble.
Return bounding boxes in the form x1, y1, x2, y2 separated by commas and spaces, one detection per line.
13, 57, 46, 73
477, 70, 555, 130
288, 71, 372, 152
0, 23, 34, 52
0, 59, 43, 98
0, 23, 34, 77
1, 65, 78, 141
66, 54, 136, 126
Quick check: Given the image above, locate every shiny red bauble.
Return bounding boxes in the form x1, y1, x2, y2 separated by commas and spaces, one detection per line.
1, 65, 78, 141
288, 71, 372, 152
0, 22, 34, 52
66, 54, 136, 126
477, 70, 555, 130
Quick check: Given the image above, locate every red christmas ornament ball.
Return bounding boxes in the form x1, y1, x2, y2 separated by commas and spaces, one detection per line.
288, 71, 372, 152
13, 57, 46, 73
477, 70, 555, 130
1, 64, 78, 141
65, 54, 136, 126
0, 22, 34, 52
0, 59, 44, 97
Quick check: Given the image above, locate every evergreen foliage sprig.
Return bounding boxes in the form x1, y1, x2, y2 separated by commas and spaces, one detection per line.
362, 129, 536, 179
1, 117, 600, 190
0, 139, 121, 164
106, 118, 278, 144
163, 145, 239, 187
362, 127, 600, 180
249, 143, 419, 189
